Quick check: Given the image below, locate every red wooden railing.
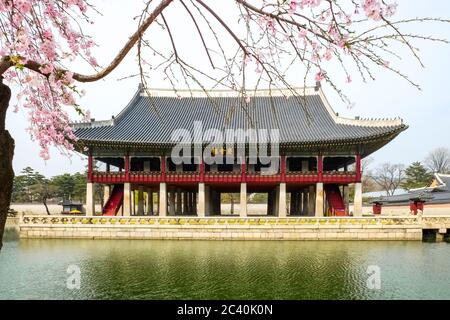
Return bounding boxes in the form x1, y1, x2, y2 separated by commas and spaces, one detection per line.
91, 170, 358, 184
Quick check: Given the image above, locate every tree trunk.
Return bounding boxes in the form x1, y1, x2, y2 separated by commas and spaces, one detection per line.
0, 79, 14, 251
43, 198, 50, 216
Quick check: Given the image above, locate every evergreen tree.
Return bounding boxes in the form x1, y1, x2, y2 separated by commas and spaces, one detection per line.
51, 174, 76, 201
401, 162, 434, 191
12, 167, 45, 202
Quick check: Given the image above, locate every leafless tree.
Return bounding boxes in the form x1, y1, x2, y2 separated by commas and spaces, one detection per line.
425, 147, 450, 174
371, 163, 405, 196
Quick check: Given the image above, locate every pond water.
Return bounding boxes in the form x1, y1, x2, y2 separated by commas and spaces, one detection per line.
0, 227, 449, 300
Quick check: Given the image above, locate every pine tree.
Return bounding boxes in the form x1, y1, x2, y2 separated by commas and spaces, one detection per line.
401, 162, 434, 191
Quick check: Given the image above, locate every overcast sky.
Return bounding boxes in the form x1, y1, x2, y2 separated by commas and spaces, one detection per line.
5, 0, 450, 177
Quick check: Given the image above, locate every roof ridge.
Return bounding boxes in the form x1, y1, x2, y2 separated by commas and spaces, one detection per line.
140, 86, 319, 98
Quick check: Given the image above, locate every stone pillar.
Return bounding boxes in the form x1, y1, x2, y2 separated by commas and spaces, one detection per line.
354, 182, 363, 217
205, 185, 210, 216
267, 191, 273, 216
315, 182, 324, 217
240, 183, 247, 217
193, 192, 198, 214
296, 192, 302, 215
185, 192, 191, 214
86, 182, 95, 216
210, 190, 217, 215
290, 192, 295, 215
137, 186, 144, 215
302, 189, 309, 216
103, 185, 111, 205
198, 183, 206, 217
123, 182, 131, 217
131, 190, 135, 216
156, 190, 160, 215
169, 188, 176, 215
146, 188, 153, 215
182, 191, 189, 214
343, 185, 350, 215
278, 183, 287, 217
308, 185, 315, 216
159, 183, 167, 217
274, 186, 280, 216
176, 188, 182, 215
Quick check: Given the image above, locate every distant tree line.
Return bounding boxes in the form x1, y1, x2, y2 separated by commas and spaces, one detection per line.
12, 167, 93, 215
11, 147, 450, 211
367, 147, 450, 196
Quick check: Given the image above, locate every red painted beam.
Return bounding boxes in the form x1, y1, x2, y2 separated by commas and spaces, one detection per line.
280, 156, 286, 183
124, 155, 130, 182
355, 153, 362, 182
87, 153, 93, 182
241, 156, 246, 183
199, 157, 205, 182
161, 156, 166, 182
318, 154, 323, 182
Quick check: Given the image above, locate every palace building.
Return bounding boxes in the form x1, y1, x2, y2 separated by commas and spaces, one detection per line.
73, 84, 407, 218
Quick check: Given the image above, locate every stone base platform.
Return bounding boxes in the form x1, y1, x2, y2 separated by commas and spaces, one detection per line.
19, 215, 450, 241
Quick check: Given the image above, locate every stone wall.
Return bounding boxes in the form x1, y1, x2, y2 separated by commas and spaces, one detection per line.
18, 216, 434, 241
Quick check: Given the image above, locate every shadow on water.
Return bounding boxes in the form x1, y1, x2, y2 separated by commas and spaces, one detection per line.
3, 226, 19, 242
1, 234, 449, 300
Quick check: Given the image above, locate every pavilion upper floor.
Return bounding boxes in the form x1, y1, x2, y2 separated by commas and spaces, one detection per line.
88, 153, 362, 185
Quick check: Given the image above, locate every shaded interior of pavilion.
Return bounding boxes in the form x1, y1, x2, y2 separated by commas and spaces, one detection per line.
87, 155, 361, 217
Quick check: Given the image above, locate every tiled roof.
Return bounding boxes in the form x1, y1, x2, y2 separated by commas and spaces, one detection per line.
374, 174, 450, 205
73, 86, 407, 149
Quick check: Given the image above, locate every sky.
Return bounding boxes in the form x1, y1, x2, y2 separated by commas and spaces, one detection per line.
5, 0, 450, 177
